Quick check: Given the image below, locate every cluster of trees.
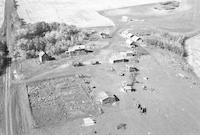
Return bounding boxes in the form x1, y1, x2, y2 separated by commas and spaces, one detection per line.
13, 22, 97, 59
0, 40, 7, 75
144, 31, 185, 56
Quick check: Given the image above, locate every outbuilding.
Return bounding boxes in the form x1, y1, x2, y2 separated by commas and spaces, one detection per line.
120, 30, 129, 38
96, 91, 120, 105
126, 33, 134, 38
131, 35, 142, 43
67, 45, 86, 53
38, 51, 49, 63
126, 38, 134, 45
121, 16, 129, 22
109, 54, 129, 64
120, 51, 136, 57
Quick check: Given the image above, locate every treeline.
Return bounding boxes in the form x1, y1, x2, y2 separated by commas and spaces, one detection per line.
144, 31, 186, 56
0, 40, 7, 75
13, 22, 98, 59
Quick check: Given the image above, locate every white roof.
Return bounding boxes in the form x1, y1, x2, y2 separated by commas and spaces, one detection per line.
38, 51, 45, 57
131, 36, 141, 42
126, 38, 134, 44
126, 33, 133, 38
68, 45, 86, 52
120, 51, 135, 57
121, 16, 129, 22
109, 53, 129, 63
96, 91, 110, 103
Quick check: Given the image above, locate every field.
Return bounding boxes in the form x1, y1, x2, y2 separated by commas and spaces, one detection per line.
16, 0, 174, 27
0, 0, 5, 26
26, 75, 100, 127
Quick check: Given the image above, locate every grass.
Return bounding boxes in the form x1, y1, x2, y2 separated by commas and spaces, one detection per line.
143, 29, 200, 57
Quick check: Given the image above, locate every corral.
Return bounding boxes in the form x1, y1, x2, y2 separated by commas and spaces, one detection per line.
26, 75, 99, 127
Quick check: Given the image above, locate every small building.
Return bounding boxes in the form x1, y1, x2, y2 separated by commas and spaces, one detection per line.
100, 32, 111, 39
120, 30, 129, 38
121, 16, 129, 22
38, 51, 49, 63
109, 54, 129, 64
126, 38, 134, 45
121, 85, 136, 93
67, 45, 86, 53
96, 91, 119, 105
120, 51, 136, 57
66, 45, 93, 56
131, 35, 142, 43
126, 33, 134, 38
66, 45, 89, 56
126, 65, 139, 72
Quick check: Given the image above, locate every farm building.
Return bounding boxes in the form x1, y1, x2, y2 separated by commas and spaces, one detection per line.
66, 45, 93, 56
120, 30, 129, 38
126, 33, 134, 38
126, 35, 143, 46
38, 51, 50, 63
126, 38, 134, 45
109, 53, 129, 64
131, 35, 142, 42
121, 16, 129, 22
67, 45, 86, 52
120, 51, 137, 57
96, 91, 119, 105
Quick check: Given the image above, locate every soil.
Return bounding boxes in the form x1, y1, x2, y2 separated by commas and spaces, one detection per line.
26, 75, 100, 127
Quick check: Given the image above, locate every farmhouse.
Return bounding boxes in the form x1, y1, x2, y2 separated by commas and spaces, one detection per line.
38, 51, 49, 63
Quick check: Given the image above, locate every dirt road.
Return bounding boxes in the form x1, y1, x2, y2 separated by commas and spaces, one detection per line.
3, 63, 13, 135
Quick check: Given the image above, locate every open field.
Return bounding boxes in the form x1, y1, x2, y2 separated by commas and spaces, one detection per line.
17, 0, 175, 27
0, 0, 5, 26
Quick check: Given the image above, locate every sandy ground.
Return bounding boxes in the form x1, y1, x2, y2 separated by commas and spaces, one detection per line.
0, 0, 5, 26
186, 35, 200, 78
17, 0, 173, 27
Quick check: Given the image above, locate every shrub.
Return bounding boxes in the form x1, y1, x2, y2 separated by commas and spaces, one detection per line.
144, 31, 185, 56
13, 22, 97, 59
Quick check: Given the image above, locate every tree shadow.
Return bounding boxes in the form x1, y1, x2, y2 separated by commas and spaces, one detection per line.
0, 57, 12, 76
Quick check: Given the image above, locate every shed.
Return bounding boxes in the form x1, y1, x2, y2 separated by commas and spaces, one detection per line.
126, 33, 134, 38
120, 30, 129, 38
38, 51, 49, 63
131, 35, 142, 42
68, 45, 86, 52
96, 91, 120, 105
121, 16, 129, 22
121, 85, 136, 93
126, 38, 134, 45
109, 54, 129, 64
120, 51, 136, 57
